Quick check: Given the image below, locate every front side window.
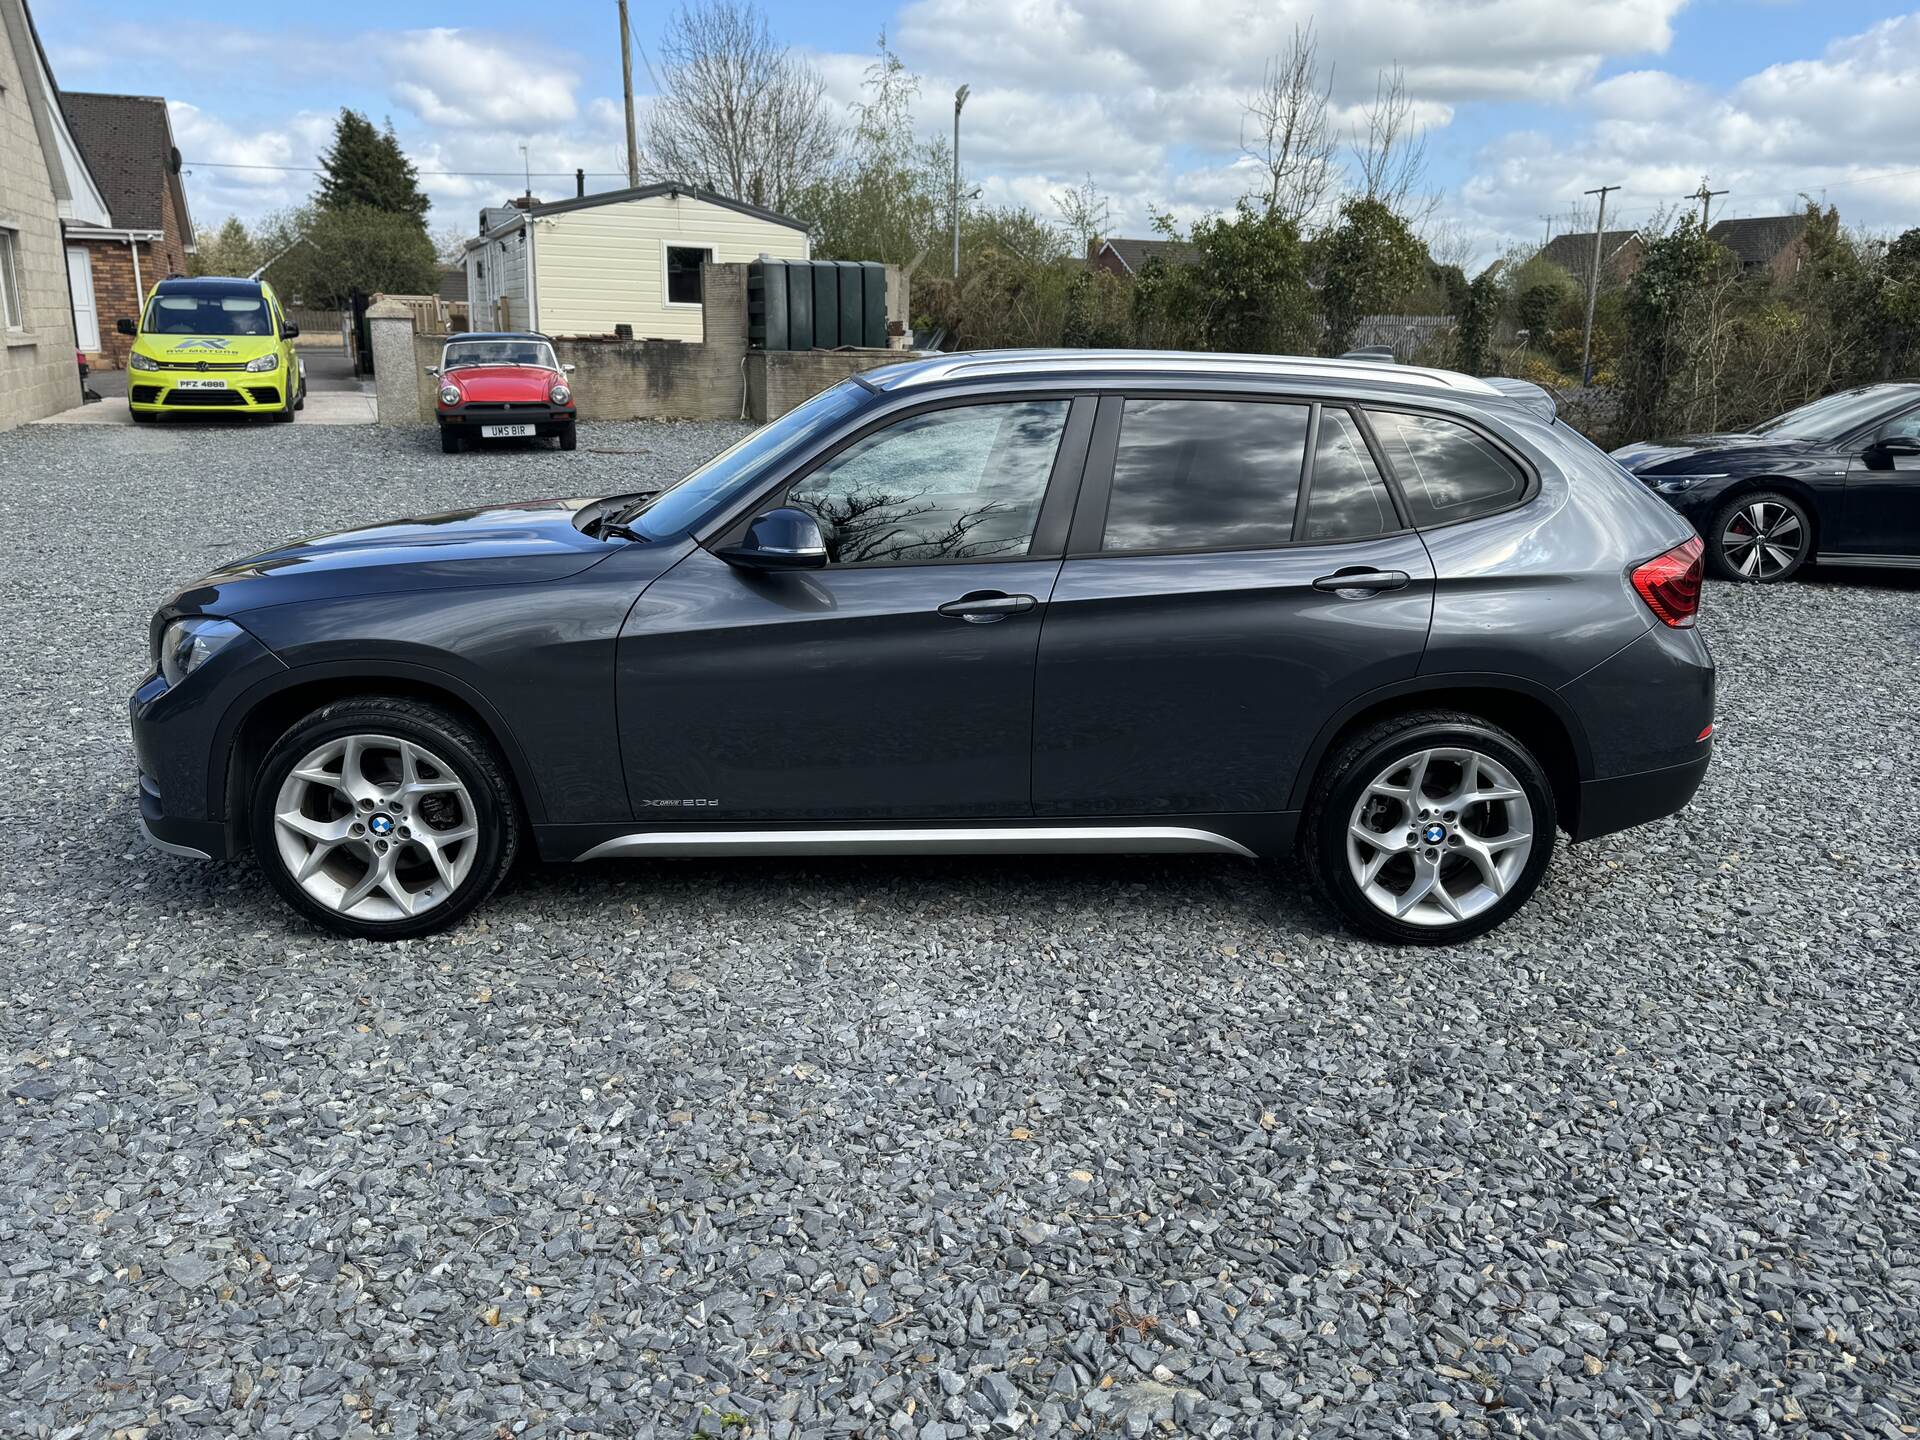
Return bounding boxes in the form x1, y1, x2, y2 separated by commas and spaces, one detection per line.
1303, 410, 1398, 541
0, 230, 21, 332
1367, 410, 1526, 526
667, 246, 713, 306
1102, 398, 1309, 553
1875, 406, 1920, 443
789, 401, 1069, 565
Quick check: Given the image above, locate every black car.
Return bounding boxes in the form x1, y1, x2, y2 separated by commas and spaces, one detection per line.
132, 351, 1714, 945
1614, 382, 1920, 581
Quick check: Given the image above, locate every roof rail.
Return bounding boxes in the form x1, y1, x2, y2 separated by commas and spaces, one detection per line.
1340, 346, 1396, 361
872, 348, 1500, 396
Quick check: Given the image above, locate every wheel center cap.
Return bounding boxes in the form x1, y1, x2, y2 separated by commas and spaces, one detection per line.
368, 813, 395, 837
1422, 822, 1448, 844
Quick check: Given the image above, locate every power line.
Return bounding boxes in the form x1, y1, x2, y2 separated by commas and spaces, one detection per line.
183, 160, 631, 179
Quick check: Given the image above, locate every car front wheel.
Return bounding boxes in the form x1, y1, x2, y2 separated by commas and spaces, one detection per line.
1306, 711, 1556, 945
440, 427, 463, 454
249, 697, 519, 939
556, 420, 577, 451
1707, 490, 1811, 581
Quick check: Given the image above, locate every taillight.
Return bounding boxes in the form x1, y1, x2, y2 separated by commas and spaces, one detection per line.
1631, 537, 1704, 627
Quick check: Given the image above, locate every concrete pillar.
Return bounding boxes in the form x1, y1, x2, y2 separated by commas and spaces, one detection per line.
369, 299, 420, 426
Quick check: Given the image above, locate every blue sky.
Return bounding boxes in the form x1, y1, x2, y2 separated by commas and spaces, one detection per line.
35, 0, 1920, 265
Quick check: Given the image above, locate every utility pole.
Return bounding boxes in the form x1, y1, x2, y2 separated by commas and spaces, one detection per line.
1539, 213, 1556, 247
520, 144, 531, 210
952, 85, 969, 280
1579, 183, 1619, 387
618, 0, 640, 188
1688, 177, 1728, 229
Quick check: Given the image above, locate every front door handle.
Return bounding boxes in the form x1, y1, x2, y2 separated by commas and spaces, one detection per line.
1312, 568, 1410, 596
937, 591, 1037, 623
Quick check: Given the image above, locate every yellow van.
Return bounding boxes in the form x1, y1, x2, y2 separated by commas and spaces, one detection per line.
123, 276, 306, 423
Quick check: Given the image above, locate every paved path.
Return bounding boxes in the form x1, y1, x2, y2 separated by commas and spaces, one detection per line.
35, 390, 377, 426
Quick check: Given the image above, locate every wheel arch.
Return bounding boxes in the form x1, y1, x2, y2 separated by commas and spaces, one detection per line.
212, 662, 547, 853
1706, 475, 1824, 553
1288, 674, 1590, 839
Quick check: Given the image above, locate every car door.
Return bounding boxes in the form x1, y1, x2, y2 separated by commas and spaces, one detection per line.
1033, 395, 1435, 821
616, 394, 1094, 821
1840, 405, 1920, 558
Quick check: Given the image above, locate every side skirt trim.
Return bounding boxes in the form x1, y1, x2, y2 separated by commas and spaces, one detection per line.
1816, 552, 1920, 570
574, 825, 1258, 862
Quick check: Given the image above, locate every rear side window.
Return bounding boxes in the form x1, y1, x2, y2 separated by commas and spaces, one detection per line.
1303, 410, 1398, 541
1103, 398, 1309, 552
1367, 410, 1526, 525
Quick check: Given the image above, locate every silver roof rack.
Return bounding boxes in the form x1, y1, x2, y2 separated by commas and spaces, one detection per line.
870, 348, 1501, 396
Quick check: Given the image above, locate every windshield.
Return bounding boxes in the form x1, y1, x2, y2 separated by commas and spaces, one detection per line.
627, 379, 873, 541
443, 339, 559, 370
143, 293, 275, 337
1755, 387, 1904, 440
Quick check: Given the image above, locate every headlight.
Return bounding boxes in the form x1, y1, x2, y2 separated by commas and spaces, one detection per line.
157, 617, 245, 688
129, 352, 159, 371
440, 386, 462, 406
1654, 474, 1728, 494
549, 384, 571, 405
245, 352, 280, 373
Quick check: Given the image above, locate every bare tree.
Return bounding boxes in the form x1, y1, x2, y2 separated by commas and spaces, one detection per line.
642, 0, 841, 212
1351, 66, 1437, 223
1241, 22, 1337, 227
1051, 173, 1112, 259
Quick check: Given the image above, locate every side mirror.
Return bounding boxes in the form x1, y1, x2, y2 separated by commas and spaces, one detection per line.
282, 321, 301, 339
425, 366, 441, 377
116, 318, 136, 336
1875, 435, 1920, 456
563, 363, 576, 373
715, 507, 828, 571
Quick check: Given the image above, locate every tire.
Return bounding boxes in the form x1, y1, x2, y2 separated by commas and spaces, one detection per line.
249, 697, 520, 940
130, 408, 154, 424
294, 376, 306, 412
440, 427, 463, 454
1304, 709, 1556, 946
1705, 489, 1811, 582
557, 420, 577, 451
272, 387, 296, 423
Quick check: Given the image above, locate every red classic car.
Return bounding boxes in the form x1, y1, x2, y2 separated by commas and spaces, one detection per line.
429, 332, 577, 453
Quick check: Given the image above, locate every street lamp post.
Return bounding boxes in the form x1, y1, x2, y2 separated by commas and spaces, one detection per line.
952, 85, 969, 280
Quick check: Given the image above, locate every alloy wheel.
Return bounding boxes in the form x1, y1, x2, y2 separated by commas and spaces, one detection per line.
1721, 500, 1804, 579
271, 733, 479, 922
1346, 746, 1535, 928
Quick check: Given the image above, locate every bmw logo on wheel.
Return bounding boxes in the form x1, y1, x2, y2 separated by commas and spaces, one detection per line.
1423, 823, 1447, 844
369, 814, 395, 837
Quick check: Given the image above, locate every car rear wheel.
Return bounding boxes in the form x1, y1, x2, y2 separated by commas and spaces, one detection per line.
249, 698, 519, 939
557, 420, 577, 451
1305, 711, 1556, 945
1707, 490, 1810, 582
440, 427, 463, 454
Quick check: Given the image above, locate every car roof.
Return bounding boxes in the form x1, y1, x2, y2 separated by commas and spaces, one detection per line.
153, 277, 265, 297
862, 348, 1506, 400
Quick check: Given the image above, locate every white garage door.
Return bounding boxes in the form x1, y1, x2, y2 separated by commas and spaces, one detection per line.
66, 247, 99, 352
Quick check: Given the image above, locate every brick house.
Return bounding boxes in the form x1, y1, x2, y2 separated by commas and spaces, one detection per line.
1707, 215, 1810, 284
1090, 236, 1197, 277
58, 91, 196, 369
1534, 229, 1646, 291
0, 0, 112, 428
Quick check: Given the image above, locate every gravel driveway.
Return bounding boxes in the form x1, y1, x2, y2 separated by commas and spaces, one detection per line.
2, 421, 1917, 1439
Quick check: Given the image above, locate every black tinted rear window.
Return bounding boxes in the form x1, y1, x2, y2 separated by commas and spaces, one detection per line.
1103, 398, 1310, 552
1367, 410, 1526, 525
1303, 410, 1398, 541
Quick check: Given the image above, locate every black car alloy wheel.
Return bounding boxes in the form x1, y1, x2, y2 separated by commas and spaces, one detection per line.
1708, 490, 1811, 582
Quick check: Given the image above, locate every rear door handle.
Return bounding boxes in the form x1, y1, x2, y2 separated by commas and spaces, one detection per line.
937, 591, 1037, 623
1312, 569, 1410, 595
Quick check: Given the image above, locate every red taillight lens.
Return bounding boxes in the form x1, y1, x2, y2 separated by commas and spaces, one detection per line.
1632, 536, 1704, 627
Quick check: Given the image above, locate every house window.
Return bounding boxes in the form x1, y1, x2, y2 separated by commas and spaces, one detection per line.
0, 229, 22, 332
666, 245, 713, 306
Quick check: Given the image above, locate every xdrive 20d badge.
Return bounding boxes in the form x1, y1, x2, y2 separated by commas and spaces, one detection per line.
133, 350, 1714, 944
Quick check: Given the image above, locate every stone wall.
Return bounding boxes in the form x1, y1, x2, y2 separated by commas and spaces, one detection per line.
0, 2, 81, 430
398, 262, 910, 424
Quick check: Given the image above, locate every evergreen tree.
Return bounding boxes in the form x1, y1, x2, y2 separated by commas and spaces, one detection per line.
316, 110, 430, 224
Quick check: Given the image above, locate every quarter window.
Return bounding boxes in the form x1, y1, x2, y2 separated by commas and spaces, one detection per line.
1303, 410, 1398, 541
666, 246, 713, 306
1367, 410, 1526, 525
1102, 398, 1310, 552
789, 400, 1069, 565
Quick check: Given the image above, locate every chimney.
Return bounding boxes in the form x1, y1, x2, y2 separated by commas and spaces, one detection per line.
576, 168, 585, 198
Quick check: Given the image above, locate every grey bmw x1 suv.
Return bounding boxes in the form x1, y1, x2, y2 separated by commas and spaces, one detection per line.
132, 350, 1714, 944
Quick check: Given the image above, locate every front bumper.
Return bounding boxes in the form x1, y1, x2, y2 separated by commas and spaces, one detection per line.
130, 371, 288, 413
438, 406, 575, 432
137, 772, 220, 859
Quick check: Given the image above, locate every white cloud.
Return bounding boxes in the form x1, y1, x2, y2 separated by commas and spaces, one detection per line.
385, 29, 581, 129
